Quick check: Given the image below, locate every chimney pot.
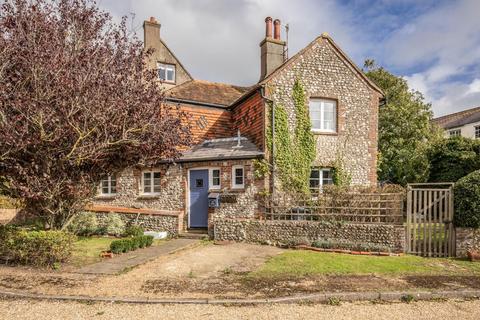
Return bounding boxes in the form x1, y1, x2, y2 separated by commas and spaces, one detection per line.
273, 19, 281, 40
149, 16, 157, 23
265, 17, 273, 38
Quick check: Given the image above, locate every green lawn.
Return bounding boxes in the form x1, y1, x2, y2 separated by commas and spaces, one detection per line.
70, 236, 116, 267
251, 251, 480, 278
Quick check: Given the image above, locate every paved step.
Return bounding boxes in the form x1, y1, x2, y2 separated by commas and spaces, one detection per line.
178, 232, 208, 240
75, 238, 199, 275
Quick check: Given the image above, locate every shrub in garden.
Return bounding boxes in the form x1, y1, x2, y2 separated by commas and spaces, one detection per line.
0, 226, 76, 267
124, 225, 144, 237
454, 170, 480, 228
100, 213, 125, 236
68, 212, 98, 236
428, 137, 480, 182
109, 235, 154, 254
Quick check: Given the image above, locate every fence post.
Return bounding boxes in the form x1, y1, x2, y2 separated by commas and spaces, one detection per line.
406, 186, 411, 254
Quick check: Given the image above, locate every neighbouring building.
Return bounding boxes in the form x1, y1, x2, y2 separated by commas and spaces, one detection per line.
89, 16, 384, 238
432, 106, 480, 139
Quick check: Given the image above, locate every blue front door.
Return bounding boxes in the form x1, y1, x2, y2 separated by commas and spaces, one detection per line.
189, 169, 209, 228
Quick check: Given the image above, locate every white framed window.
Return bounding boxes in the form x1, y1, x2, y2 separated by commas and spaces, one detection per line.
309, 98, 337, 133
309, 168, 334, 192
142, 171, 161, 194
100, 175, 117, 195
209, 168, 221, 189
475, 126, 480, 139
157, 62, 175, 82
448, 129, 461, 137
231, 165, 244, 189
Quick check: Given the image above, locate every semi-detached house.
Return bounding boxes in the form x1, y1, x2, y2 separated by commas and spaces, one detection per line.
89, 16, 384, 237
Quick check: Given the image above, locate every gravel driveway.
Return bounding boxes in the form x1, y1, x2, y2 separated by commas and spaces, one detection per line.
2, 298, 479, 320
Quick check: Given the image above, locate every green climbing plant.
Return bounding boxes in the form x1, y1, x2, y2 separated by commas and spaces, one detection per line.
267, 79, 316, 193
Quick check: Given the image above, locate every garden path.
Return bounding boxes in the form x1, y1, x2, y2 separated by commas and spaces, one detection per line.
76, 238, 199, 275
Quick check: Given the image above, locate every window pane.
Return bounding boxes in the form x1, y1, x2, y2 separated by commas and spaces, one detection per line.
153, 172, 161, 193
143, 172, 151, 193
310, 169, 320, 179
311, 120, 321, 130
476, 126, 480, 139
166, 69, 174, 81
110, 177, 117, 194
102, 186, 109, 194
158, 68, 166, 80
234, 168, 243, 186
212, 170, 220, 186
323, 101, 336, 131
322, 169, 334, 185
310, 179, 320, 190
101, 179, 109, 189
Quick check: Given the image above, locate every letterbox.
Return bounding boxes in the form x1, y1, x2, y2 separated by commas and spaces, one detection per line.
208, 193, 220, 208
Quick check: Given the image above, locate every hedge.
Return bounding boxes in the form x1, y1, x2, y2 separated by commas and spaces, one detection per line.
429, 137, 480, 182
454, 170, 480, 228
0, 226, 76, 266
110, 235, 153, 254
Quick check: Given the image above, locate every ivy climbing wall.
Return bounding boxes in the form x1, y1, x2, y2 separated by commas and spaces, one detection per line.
264, 36, 380, 186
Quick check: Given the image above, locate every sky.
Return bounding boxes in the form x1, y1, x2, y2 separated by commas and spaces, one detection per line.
98, 0, 480, 117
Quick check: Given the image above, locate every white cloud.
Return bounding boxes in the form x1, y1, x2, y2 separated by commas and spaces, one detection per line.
384, 0, 480, 116
98, 0, 480, 116
466, 78, 480, 95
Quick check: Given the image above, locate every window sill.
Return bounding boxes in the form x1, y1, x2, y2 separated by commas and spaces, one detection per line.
137, 194, 160, 200
230, 187, 245, 191
311, 130, 337, 135
94, 195, 117, 200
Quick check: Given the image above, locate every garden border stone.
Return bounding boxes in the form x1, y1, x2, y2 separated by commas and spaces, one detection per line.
0, 289, 478, 305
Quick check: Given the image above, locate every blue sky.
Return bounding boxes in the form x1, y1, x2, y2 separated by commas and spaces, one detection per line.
99, 0, 480, 116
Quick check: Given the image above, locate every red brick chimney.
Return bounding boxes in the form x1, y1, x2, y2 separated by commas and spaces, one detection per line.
259, 17, 286, 80
265, 17, 273, 38
144, 16, 161, 47
273, 19, 281, 40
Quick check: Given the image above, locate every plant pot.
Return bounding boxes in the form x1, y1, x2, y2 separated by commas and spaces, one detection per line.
467, 250, 480, 262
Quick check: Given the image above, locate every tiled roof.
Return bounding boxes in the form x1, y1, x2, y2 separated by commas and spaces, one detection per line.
432, 106, 480, 129
166, 80, 251, 107
178, 136, 263, 162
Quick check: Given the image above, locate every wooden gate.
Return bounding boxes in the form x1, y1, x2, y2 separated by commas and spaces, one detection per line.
406, 183, 455, 257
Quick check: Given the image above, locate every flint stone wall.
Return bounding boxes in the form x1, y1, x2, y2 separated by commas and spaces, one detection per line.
214, 219, 405, 252
95, 212, 179, 237
456, 227, 480, 258
265, 37, 380, 185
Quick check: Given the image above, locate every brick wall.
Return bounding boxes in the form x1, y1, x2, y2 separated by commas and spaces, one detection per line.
231, 91, 266, 150
264, 37, 379, 186
179, 104, 233, 144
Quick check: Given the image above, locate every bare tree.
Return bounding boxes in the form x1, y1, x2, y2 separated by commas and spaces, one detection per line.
0, 0, 191, 228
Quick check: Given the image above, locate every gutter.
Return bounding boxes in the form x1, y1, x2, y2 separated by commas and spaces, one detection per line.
165, 97, 229, 110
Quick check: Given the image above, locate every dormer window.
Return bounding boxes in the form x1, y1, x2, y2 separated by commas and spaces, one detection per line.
157, 63, 175, 83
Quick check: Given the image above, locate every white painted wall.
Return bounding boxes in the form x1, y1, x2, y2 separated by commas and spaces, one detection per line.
445, 120, 480, 139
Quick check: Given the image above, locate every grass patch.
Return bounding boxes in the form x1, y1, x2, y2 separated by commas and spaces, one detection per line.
70, 237, 116, 267
251, 251, 480, 278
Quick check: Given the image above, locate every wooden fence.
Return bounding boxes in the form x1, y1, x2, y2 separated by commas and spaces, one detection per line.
406, 183, 455, 257
263, 192, 405, 224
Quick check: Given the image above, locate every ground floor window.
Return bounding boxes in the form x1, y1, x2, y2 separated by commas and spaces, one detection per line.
100, 175, 117, 195
232, 165, 244, 189
475, 125, 480, 139
448, 129, 461, 137
309, 168, 334, 192
142, 171, 161, 194
209, 168, 221, 189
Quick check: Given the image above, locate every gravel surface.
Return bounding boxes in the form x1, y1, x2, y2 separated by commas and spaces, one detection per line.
1, 298, 480, 320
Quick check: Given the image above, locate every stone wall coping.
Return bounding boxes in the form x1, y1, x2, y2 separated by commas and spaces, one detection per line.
86, 205, 182, 217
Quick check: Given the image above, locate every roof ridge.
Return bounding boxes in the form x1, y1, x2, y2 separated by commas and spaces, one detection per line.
432, 106, 480, 121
